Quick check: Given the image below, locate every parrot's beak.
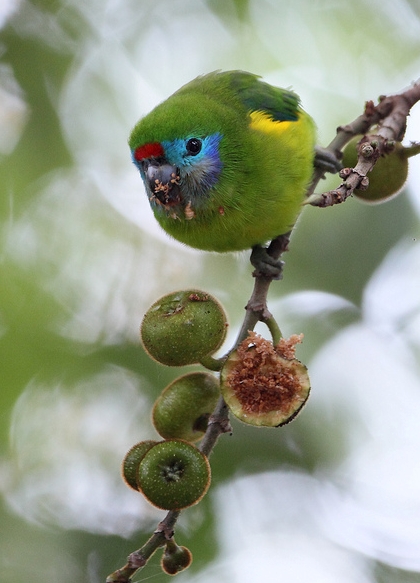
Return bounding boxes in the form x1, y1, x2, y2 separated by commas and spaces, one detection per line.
142, 160, 182, 208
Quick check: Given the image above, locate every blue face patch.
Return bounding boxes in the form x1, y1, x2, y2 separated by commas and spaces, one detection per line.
162, 133, 223, 192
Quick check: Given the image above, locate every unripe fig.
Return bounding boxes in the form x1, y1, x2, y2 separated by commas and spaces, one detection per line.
342, 137, 420, 203
161, 539, 193, 575
220, 332, 310, 427
141, 290, 228, 366
137, 439, 211, 510
121, 440, 158, 491
152, 372, 220, 442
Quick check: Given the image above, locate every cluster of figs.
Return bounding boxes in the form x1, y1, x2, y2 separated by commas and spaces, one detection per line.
121, 291, 225, 511
122, 289, 311, 573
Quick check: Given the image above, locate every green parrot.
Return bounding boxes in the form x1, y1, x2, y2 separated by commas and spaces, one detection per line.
129, 70, 316, 253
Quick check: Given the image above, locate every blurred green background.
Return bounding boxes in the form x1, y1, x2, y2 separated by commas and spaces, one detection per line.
1, 1, 420, 582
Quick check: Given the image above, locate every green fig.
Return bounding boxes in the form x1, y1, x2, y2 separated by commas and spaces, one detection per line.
342, 137, 420, 203
121, 440, 158, 491
140, 290, 228, 366
152, 372, 220, 442
220, 331, 310, 427
161, 539, 193, 575
137, 439, 211, 510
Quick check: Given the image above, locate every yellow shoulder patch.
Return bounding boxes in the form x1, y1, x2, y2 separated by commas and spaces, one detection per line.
249, 110, 294, 136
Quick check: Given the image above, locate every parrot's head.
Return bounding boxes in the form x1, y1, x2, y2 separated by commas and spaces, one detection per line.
130, 118, 224, 220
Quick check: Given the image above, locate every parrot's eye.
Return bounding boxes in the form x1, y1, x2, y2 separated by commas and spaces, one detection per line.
185, 138, 202, 156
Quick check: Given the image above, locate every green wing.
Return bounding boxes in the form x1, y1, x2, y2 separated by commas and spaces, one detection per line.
229, 71, 300, 122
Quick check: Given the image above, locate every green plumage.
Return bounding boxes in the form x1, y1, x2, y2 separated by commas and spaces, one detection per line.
129, 71, 316, 252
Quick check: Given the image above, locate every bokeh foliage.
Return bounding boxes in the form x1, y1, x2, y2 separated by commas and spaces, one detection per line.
1, 1, 420, 582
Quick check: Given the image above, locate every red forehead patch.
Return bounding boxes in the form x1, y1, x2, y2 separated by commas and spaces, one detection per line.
134, 142, 164, 161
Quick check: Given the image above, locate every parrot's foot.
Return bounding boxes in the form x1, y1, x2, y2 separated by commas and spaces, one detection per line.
251, 245, 284, 280
314, 146, 342, 174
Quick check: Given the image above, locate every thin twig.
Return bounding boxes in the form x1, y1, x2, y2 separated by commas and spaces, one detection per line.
106, 512, 179, 582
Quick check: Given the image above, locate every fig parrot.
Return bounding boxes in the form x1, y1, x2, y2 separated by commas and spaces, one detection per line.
129, 70, 316, 253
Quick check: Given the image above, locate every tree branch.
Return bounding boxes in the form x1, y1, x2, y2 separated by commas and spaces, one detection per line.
306, 79, 420, 206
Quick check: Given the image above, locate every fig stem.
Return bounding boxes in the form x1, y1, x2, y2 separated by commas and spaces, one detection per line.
265, 315, 282, 345
164, 538, 179, 554
403, 142, 420, 158
199, 354, 225, 371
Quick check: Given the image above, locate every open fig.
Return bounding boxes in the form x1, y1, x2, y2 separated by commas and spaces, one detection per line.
220, 332, 310, 427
